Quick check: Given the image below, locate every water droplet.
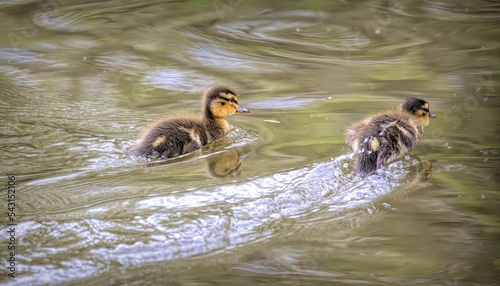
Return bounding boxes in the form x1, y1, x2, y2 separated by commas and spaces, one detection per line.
343, 163, 348, 168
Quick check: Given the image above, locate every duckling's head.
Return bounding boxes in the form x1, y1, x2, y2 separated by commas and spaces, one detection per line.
202, 85, 249, 119
401, 98, 436, 127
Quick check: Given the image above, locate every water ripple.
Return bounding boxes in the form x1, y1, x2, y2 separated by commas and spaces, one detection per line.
143, 68, 216, 93
6, 153, 432, 284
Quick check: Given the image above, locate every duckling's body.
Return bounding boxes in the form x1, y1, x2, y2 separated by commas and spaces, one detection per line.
346, 98, 436, 176
131, 86, 249, 159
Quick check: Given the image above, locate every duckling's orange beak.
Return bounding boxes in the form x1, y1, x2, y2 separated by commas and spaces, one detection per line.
430, 113, 436, 118
236, 105, 250, 113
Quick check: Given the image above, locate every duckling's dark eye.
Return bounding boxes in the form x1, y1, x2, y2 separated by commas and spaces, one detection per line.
229, 98, 237, 104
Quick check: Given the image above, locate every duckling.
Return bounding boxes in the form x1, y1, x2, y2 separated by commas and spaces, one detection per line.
345, 98, 436, 176
130, 85, 249, 159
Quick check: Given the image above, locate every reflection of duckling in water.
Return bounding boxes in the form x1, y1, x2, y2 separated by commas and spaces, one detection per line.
206, 147, 252, 177
346, 98, 436, 176
131, 86, 250, 159
382, 157, 436, 201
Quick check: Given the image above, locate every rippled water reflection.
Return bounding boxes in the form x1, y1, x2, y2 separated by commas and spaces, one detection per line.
1, 0, 499, 285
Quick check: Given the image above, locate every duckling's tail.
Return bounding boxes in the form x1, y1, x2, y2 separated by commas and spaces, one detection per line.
353, 136, 380, 177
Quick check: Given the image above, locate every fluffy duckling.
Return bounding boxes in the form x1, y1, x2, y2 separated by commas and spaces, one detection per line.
346, 98, 436, 176
131, 85, 249, 159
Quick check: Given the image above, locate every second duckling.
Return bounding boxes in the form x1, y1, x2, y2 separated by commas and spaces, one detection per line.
345, 98, 436, 176
131, 85, 249, 159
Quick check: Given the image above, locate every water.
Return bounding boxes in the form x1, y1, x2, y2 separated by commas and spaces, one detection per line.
1, 0, 499, 285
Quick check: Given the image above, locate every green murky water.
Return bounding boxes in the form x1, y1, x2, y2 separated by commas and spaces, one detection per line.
1, 0, 499, 285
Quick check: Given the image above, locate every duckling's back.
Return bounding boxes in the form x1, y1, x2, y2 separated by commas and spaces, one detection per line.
131, 115, 225, 159
346, 111, 423, 176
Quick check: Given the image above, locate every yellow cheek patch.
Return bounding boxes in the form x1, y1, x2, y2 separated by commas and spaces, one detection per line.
228, 103, 238, 114
210, 101, 222, 117
213, 110, 224, 118
417, 116, 431, 127
422, 103, 429, 109
211, 98, 238, 118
